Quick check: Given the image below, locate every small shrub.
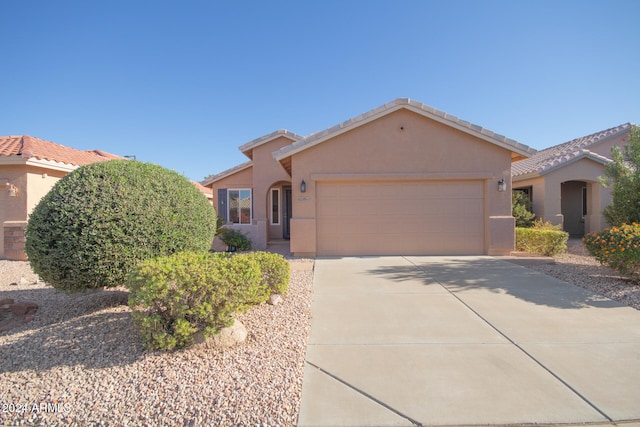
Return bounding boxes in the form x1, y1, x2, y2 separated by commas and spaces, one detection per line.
219, 228, 252, 251
512, 190, 535, 228
127, 251, 265, 350
583, 223, 640, 283
515, 227, 568, 256
531, 218, 562, 231
243, 252, 290, 295
26, 160, 216, 291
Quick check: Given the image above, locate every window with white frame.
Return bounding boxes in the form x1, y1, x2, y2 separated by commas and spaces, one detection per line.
270, 188, 280, 225
228, 189, 252, 224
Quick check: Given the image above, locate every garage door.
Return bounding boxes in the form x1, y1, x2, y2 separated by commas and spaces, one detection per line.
316, 180, 485, 256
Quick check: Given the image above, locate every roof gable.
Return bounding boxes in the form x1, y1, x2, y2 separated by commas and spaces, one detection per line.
0, 135, 122, 167
273, 98, 535, 171
201, 160, 253, 186
512, 123, 632, 178
239, 129, 303, 160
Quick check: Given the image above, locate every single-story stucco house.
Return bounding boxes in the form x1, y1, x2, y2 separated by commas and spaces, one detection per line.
512, 123, 634, 237
0, 135, 124, 260
0, 135, 214, 261
203, 98, 536, 257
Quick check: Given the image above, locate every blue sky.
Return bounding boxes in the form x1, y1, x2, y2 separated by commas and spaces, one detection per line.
2, 0, 639, 181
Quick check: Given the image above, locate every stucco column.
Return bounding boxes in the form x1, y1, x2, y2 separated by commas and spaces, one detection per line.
3, 221, 28, 261
544, 178, 564, 228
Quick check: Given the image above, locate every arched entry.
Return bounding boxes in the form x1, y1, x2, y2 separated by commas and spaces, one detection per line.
266, 180, 292, 241
561, 180, 587, 236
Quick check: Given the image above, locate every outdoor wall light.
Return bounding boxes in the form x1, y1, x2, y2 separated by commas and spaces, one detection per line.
498, 178, 506, 192
6, 182, 18, 197
300, 180, 307, 193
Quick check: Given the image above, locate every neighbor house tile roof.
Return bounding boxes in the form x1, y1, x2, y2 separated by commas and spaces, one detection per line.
511, 123, 633, 178
192, 181, 213, 198
0, 135, 122, 166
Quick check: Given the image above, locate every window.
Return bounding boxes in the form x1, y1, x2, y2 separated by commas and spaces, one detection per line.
582, 187, 587, 217
513, 186, 533, 201
228, 189, 252, 224
270, 188, 280, 225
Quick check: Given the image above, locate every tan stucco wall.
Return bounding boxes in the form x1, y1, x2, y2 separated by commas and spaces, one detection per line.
287, 109, 515, 256
26, 167, 66, 214
544, 159, 612, 233
1, 165, 28, 258
1, 165, 69, 259
589, 131, 629, 159
249, 137, 293, 247
208, 137, 294, 251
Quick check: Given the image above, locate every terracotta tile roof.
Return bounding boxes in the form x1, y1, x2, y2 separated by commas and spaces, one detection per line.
0, 135, 122, 166
511, 123, 633, 178
192, 181, 213, 197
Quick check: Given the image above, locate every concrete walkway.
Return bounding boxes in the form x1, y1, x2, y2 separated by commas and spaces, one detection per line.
297, 256, 640, 427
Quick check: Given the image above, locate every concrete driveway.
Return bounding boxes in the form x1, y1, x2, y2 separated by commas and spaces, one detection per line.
297, 256, 640, 427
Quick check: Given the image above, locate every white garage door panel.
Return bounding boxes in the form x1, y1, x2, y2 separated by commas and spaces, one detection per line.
316, 181, 485, 256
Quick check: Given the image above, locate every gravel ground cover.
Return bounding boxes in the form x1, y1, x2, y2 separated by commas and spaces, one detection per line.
0, 257, 313, 426
524, 238, 640, 310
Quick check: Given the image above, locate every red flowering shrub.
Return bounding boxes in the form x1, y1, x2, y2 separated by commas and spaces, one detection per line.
583, 223, 640, 283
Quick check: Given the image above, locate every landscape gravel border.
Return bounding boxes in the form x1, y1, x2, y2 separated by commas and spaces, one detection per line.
0, 257, 313, 426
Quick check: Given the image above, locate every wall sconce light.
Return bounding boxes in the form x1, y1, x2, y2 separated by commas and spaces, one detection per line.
6, 183, 18, 197
498, 178, 506, 192
300, 180, 306, 193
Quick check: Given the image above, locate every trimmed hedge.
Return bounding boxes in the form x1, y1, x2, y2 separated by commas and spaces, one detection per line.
244, 251, 290, 295
127, 251, 266, 350
584, 223, 640, 283
25, 160, 216, 291
515, 227, 568, 256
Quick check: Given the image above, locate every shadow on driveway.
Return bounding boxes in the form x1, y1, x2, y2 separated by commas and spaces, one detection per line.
366, 256, 623, 310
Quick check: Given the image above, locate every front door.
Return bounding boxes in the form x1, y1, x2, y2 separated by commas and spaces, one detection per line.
283, 186, 292, 239
561, 180, 586, 236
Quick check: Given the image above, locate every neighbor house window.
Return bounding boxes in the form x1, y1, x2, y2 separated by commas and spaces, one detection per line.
270, 188, 280, 225
228, 189, 252, 224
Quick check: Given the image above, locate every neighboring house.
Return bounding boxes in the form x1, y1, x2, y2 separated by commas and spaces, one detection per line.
512, 123, 634, 236
203, 98, 536, 256
1, 136, 215, 261
192, 181, 214, 204
0, 135, 123, 260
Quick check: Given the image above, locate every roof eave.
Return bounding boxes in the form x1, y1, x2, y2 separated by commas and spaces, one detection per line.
0, 155, 79, 172
274, 98, 536, 162
239, 130, 303, 159
201, 161, 253, 186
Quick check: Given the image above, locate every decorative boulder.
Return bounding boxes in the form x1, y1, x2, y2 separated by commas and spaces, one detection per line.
193, 319, 248, 349
268, 294, 283, 306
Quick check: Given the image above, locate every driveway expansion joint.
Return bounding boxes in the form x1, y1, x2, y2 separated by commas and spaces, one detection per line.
305, 360, 423, 426
402, 256, 615, 424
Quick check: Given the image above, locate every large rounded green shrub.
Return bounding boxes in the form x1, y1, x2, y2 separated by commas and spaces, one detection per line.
25, 160, 216, 291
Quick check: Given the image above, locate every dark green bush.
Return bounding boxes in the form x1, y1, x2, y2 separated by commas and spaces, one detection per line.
515, 227, 568, 256
243, 251, 290, 295
219, 228, 252, 251
127, 251, 264, 350
584, 223, 640, 283
25, 160, 216, 291
512, 190, 535, 228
